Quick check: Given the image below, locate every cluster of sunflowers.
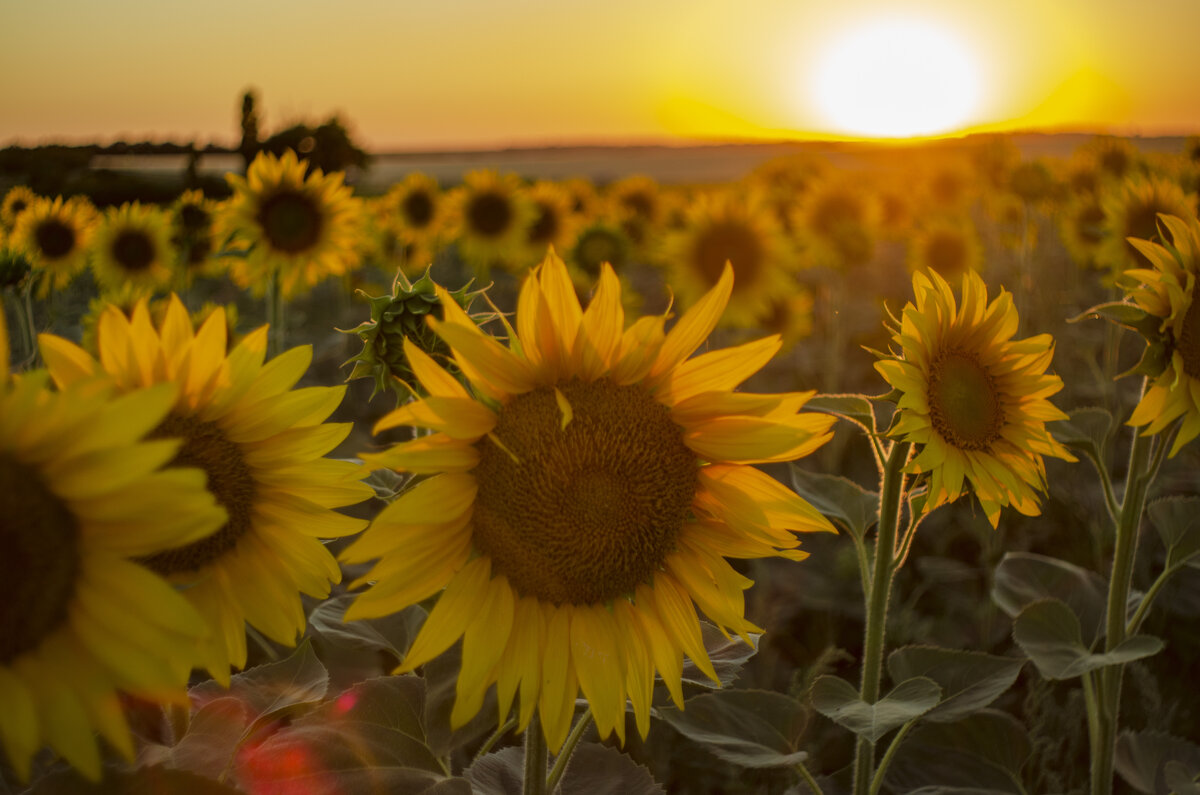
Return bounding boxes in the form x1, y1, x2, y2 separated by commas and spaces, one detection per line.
2, 134, 1200, 793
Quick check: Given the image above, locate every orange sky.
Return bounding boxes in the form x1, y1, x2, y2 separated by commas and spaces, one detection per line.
2, 0, 1198, 150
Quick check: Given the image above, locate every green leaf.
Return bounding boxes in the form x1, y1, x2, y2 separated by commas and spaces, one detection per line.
789, 465, 879, 542
307, 595, 427, 692
656, 689, 809, 768
160, 697, 252, 779
189, 639, 329, 724
1147, 496, 1200, 570
422, 642, 501, 758
1054, 406, 1113, 461
1115, 729, 1200, 795
804, 393, 877, 434
292, 676, 443, 773
463, 747, 526, 795
809, 675, 941, 743
362, 466, 408, 501
679, 621, 760, 689
1069, 301, 1158, 335
23, 766, 244, 795
1164, 761, 1200, 795
1012, 599, 1164, 680
992, 552, 1108, 646
886, 646, 1024, 723
557, 744, 666, 795
884, 710, 1030, 794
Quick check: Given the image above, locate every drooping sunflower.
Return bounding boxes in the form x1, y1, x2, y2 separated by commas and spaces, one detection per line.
1, 308, 226, 780
219, 149, 363, 297
661, 190, 798, 327
1, 186, 37, 231
1099, 176, 1197, 274
1120, 214, 1200, 455
39, 296, 372, 684
90, 202, 176, 296
874, 269, 1076, 526
10, 196, 97, 295
906, 218, 984, 283
447, 170, 535, 275
343, 250, 836, 751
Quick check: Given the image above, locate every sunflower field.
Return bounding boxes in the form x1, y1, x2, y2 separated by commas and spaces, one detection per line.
2, 133, 1200, 795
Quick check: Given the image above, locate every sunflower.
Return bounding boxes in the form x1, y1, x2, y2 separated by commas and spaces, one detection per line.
568, 221, 632, 284
560, 177, 600, 219
1081, 135, 1140, 181
522, 181, 581, 267
1099, 176, 1197, 275
39, 296, 372, 684
1120, 214, 1200, 455
906, 218, 984, 283
379, 173, 449, 273
90, 203, 175, 296
10, 196, 97, 295
874, 269, 1075, 526
170, 190, 220, 279
343, 250, 836, 752
793, 177, 876, 268
447, 170, 534, 275
219, 149, 363, 298
606, 175, 664, 253
1059, 195, 1107, 269
1, 186, 36, 231
1, 307, 226, 780
661, 190, 798, 327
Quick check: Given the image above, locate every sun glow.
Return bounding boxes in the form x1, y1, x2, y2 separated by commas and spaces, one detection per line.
812, 18, 982, 139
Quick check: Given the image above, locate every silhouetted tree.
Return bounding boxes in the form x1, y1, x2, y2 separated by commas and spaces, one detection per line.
261, 116, 370, 175
238, 89, 261, 174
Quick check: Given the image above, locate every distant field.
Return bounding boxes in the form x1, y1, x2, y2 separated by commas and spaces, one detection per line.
87, 133, 1192, 194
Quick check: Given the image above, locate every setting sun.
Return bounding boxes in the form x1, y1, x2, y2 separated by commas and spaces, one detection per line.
812, 17, 982, 138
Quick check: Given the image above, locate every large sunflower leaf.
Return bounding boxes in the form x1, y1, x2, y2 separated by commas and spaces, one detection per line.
1147, 496, 1200, 570
1115, 729, 1200, 795
883, 710, 1030, 794
422, 641, 501, 758
1012, 598, 1163, 680
23, 766, 243, 795
307, 594, 427, 692
803, 393, 877, 435
789, 465, 879, 542
189, 638, 329, 723
809, 675, 941, 743
656, 689, 808, 768
992, 552, 1108, 646
679, 621, 760, 688
886, 646, 1024, 723
1054, 406, 1113, 461
466, 744, 664, 795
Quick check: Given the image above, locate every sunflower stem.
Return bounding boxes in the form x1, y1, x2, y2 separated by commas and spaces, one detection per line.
851, 441, 910, 795
266, 266, 286, 358
523, 714, 548, 795
868, 719, 915, 795
795, 759, 825, 795
1091, 407, 1157, 795
476, 716, 518, 760
545, 708, 592, 792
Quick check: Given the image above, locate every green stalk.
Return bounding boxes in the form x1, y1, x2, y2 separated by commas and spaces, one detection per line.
545, 709, 592, 792
1091, 408, 1155, 795
266, 267, 285, 358
851, 441, 910, 795
523, 715, 548, 795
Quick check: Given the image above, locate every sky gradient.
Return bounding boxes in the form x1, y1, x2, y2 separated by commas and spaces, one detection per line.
3, 0, 1199, 151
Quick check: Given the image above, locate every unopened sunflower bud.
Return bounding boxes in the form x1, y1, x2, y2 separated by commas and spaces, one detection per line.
344, 267, 488, 401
